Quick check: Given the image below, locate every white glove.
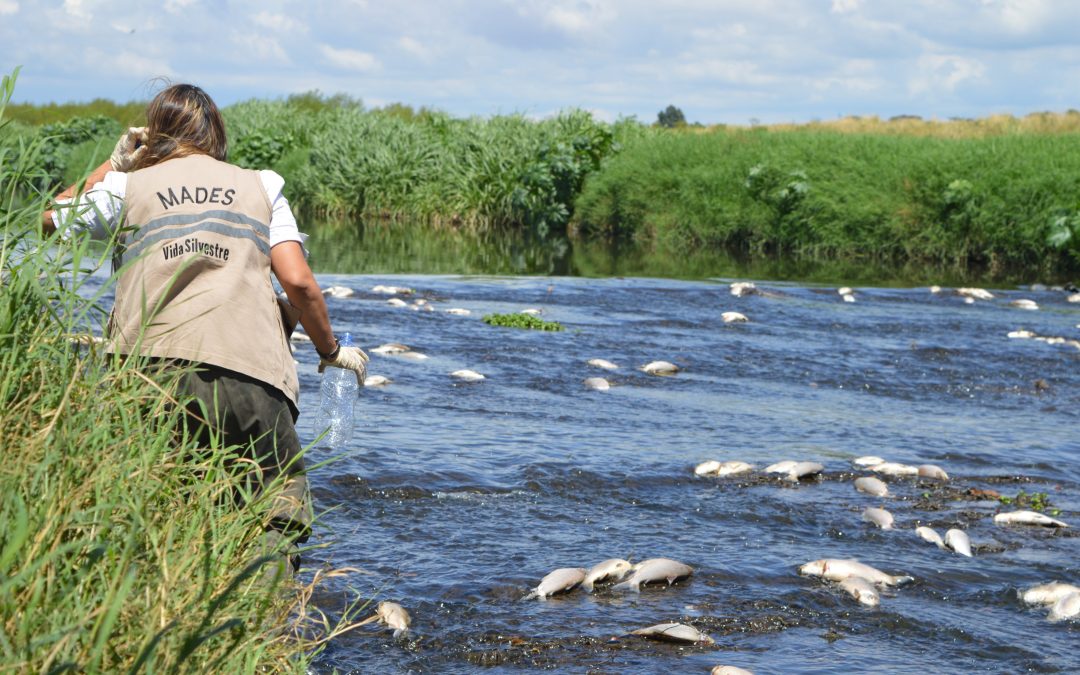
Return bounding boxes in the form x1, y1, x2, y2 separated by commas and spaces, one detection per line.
318, 345, 369, 385
110, 126, 148, 171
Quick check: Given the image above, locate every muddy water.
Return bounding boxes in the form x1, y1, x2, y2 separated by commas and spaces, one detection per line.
298, 277, 1079, 673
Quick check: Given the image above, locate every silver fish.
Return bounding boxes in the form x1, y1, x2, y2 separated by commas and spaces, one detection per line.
1048, 592, 1080, 622
799, 558, 913, 586
787, 461, 824, 482
613, 558, 693, 592
1021, 581, 1080, 606
631, 622, 713, 644
764, 460, 798, 474
915, 526, 946, 549
854, 476, 889, 497
994, 511, 1069, 528
712, 667, 755, 675
582, 558, 632, 592
944, 528, 973, 557
868, 462, 919, 477
862, 507, 894, 530
525, 567, 587, 600
917, 464, 949, 481
838, 575, 880, 607
641, 360, 680, 375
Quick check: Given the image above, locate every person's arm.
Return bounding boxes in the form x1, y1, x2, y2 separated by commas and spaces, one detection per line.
41, 159, 112, 235
270, 241, 336, 355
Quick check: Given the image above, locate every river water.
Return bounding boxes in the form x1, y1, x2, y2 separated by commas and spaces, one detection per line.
295, 273, 1080, 674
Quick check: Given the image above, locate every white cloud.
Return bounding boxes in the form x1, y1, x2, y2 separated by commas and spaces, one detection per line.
674, 59, 777, 86
0, 1, 18, 16
398, 36, 430, 60
89, 48, 173, 78
63, 0, 90, 19
831, 0, 860, 14
252, 11, 306, 34
232, 32, 290, 64
909, 54, 986, 95
320, 45, 381, 72
164, 0, 197, 15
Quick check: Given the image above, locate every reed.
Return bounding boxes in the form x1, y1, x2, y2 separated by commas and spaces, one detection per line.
0, 69, 362, 673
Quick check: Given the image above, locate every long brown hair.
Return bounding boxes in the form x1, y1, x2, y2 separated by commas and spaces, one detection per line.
133, 83, 228, 170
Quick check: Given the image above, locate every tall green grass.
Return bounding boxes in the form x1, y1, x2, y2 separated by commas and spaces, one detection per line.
1, 69, 360, 673
573, 126, 1080, 274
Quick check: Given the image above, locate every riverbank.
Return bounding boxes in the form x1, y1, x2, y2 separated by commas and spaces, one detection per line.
9, 91, 1080, 279
0, 70, 345, 673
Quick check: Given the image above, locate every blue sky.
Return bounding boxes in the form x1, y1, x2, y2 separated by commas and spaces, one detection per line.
4, 0, 1080, 124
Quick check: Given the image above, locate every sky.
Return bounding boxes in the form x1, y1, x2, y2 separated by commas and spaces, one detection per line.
3, 0, 1080, 125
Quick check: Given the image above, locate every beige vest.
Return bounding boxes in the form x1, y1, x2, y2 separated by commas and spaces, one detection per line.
109, 154, 299, 407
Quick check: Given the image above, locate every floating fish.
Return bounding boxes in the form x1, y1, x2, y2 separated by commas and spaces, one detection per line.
613, 558, 693, 592
357, 601, 412, 638
853, 455, 885, 467
862, 507, 894, 530
1048, 592, 1080, 622
387, 298, 408, 307
854, 476, 889, 497
641, 361, 680, 375
631, 622, 713, 644
694, 460, 722, 476
944, 528, 973, 557
582, 558, 632, 592
322, 285, 354, 298
398, 351, 429, 361
730, 282, 756, 297
1009, 299, 1038, 310
450, 369, 485, 381
722, 311, 748, 323
525, 567, 587, 600
363, 375, 392, 387
917, 464, 949, 481
712, 667, 755, 675
587, 358, 619, 370
799, 559, 913, 586
1021, 581, 1080, 606
786, 461, 824, 482
868, 462, 919, 477
915, 526, 946, 549
445, 308, 471, 315
842, 294, 856, 303
584, 377, 611, 391
371, 343, 410, 355
958, 287, 994, 300
838, 575, 880, 607
764, 460, 798, 474
994, 511, 1069, 528
372, 284, 413, 295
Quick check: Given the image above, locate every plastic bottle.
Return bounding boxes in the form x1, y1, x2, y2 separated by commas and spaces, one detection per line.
314, 332, 358, 448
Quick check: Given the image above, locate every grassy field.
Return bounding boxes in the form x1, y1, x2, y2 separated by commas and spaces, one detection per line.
11, 89, 1080, 276
1, 70, 361, 673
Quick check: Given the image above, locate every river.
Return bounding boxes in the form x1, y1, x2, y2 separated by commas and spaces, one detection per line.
295, 258, 1080, 673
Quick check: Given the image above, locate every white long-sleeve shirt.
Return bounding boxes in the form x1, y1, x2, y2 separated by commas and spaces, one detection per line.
53, 168, 307, 250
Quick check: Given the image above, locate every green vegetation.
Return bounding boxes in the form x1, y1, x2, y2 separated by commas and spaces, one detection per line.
13, 90, 1080, 277
573, 125, 1080, 274
1, 69, 356, 673
999, 490, 1060, 515
482, 312, 564, 331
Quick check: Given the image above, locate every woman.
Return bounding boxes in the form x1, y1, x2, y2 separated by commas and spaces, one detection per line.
43, 83, 366, 573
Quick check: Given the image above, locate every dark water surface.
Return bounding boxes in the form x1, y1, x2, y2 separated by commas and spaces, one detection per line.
296, 275, 1080, 674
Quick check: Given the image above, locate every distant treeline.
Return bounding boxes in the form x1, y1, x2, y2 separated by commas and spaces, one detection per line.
10, 93, 1080, 274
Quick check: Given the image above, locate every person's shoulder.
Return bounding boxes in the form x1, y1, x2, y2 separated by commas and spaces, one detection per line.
257, 169, 286, 196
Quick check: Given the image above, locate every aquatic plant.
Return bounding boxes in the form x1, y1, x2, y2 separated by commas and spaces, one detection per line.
482, 313, 564, 331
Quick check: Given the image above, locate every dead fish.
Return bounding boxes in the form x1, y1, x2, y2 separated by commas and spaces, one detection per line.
521, 308, 542, 315
584, 377, 611, 391
799, 559, 913, 586
853, 455, 885, 467
398, 351, 429, 361
862, 507, 894, 530
868, 462, 919, 477
944, 528, 973, 557
613, 558, 693, 592
994, 511, 1069, 528
930, 285, 942, 293
958, 287, 994, 300
786, 461, 824, 482
854, 476, 889, 497
1048, 592, 1080, 622
730, 281, 756, 297
842, 293, 856, 303
838, 575, 880, 607
371, 284, 413, 295
587, 358, 619, 370
357, 600, 412, 638
1008, 329, 1036, 339
450, 369, 484, 381
363, 375, 392, 387
764, 460, 798, 474
915, 526, 946, 549
641, 360, 680, 375
712, 667, 755, 675
371, 343, 410, 355
1022, 581, 1080, 605
722, 311, 748, 323
582, 558, 632, 592
290, 331, 312, 343
1010, 299, 1039, 310
918, 464, 949, 481
631, 622, 713, 644
694, 460, 722, 476
387, 298, 408, 307
322, 285, 354, 298
445, 307, 471, 315
524, 567, 587, 600
715, 460, 754, 476
838, 286, 853, 296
